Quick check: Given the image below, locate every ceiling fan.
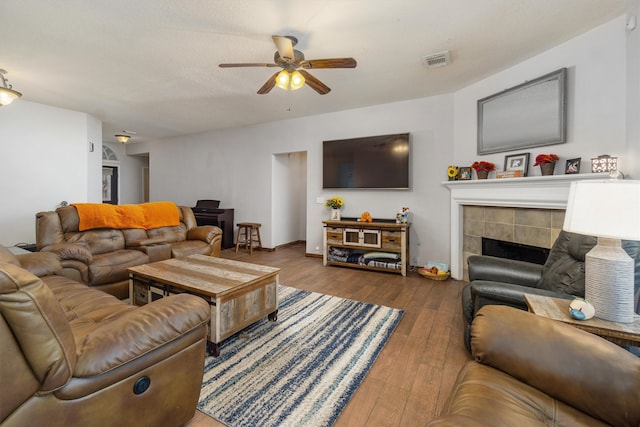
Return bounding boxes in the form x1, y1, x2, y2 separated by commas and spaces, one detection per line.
219, 35, 357, 95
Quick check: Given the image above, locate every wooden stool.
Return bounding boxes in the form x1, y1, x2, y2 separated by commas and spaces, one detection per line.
235, 222, 262, 254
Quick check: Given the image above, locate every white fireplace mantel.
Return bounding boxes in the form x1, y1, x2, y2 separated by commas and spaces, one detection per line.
443, 173, 611, 279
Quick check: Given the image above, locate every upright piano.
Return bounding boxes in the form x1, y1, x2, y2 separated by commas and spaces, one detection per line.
191, 200, 234, 249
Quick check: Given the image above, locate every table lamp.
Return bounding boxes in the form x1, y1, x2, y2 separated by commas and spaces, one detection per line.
562, 180, 640, 323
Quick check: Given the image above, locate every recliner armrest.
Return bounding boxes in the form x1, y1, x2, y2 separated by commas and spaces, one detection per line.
468, 255, 542, 287
41, 242, 93, 264
74, 294, 210, 377
472, 305, 640, 427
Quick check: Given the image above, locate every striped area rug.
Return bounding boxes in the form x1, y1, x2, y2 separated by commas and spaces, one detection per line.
198, 285, 403, 427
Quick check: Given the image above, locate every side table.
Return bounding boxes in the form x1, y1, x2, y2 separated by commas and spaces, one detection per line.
524, 293, 640, 347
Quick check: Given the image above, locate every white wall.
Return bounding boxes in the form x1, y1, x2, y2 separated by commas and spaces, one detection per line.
453, 15, 630, 176
148, 94, 455, 267
0, 101, 98, 246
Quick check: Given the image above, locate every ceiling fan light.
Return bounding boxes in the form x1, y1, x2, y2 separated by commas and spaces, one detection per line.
115, 134, 130, 144
289, 70, 305, 90
275, 70, 290, 90
0, 69, 22, 106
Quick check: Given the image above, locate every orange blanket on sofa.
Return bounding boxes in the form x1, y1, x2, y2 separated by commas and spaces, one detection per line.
72, 202, 180, 231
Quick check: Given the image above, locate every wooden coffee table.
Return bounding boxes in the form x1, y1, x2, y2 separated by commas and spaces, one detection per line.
524, 293, 640, 347
128, 255, 280, 356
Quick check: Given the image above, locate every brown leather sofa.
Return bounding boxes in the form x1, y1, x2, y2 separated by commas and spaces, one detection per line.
428, 305, 640, 427
36, 204, 222, 299
0, 245, 211, 427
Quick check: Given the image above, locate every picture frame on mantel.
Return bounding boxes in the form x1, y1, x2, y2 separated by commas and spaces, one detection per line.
565, 157, 581, 174
504, 152, 530, 177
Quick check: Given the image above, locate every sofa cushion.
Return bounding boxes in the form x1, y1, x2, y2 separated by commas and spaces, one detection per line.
147, 224, 188, 243
169, 240, 211, 258
66, 229, 126, 255
87, 250, 149, 286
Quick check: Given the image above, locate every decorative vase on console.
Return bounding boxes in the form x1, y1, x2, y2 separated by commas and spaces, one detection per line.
325, 197, 344, 221
534, 154, 559, 176
471, 161, 495, 180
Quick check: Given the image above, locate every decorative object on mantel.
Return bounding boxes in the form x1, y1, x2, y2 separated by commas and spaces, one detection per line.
504, 152, 530, 177
471, 161, 495, 179
591, 154, 617, 173
325, 197, 344, 220
447, 166, 459, 181
458, 167, 472, 180
565, 157, 581, 174
534, 154, 559, 175
563, 180, 640, 323
359, 211, 373, 222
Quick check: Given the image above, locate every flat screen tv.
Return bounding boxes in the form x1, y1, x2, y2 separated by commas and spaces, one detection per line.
322, 133, 410, 190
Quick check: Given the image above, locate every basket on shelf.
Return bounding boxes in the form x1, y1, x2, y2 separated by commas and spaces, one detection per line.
418, 268, 450, 281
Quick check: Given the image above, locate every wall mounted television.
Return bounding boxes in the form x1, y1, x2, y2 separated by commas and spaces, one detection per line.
477, 68, 567, 155
322, 132, 410, 190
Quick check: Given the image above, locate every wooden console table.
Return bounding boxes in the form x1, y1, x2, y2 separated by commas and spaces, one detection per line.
524, 293, 640, 347
323, 220, 409, 276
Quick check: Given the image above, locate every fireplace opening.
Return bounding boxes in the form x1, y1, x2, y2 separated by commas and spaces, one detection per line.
482, 238, 550, 265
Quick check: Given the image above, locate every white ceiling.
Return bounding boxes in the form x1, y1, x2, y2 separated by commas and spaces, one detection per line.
1, 0, 635, 144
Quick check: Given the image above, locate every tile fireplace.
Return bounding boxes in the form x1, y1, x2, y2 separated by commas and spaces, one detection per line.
444, 173, 610, 280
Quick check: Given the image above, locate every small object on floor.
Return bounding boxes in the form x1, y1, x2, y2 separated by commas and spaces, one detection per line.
239, 332, 251, 339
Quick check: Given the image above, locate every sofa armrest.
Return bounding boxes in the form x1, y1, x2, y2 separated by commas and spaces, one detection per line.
468, 255, 542, 287
472, 305, 640, 427
16, 252, 63, 277
74, 294, 210, 377
187, 225, 222, 245
40, 242, 93, 264
469, 281, 571, 313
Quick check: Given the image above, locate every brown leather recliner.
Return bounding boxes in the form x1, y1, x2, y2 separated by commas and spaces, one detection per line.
36, 204, 222, 299
0, 246, 211, 427
428, 305, 640, 427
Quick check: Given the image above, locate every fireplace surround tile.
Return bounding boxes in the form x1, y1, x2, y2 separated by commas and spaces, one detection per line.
515, 209, 551, 228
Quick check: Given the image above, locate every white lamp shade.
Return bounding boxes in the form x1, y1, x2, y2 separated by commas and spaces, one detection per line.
563, 180, 640, 240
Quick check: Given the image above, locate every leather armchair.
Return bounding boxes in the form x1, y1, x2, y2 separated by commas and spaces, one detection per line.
0, 245, 211, 427
462, 230, 640, 351
428, 305, 640, 427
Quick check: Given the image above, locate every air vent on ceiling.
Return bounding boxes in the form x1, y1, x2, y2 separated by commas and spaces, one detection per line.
422, 51, 451, 68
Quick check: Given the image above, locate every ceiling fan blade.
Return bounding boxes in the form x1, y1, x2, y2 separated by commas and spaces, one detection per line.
257, 72, 280, 94
298, 70, 331, 95
272, 35, 295, 63
219, 63, 279, 68
300, 58, 357, 69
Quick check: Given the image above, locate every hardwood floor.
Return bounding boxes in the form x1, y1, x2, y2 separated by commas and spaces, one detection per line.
185, 243, 471, 426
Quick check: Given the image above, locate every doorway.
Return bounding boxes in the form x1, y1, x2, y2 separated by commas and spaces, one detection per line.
102, 166, 118, 204
272, 151, 307, 247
